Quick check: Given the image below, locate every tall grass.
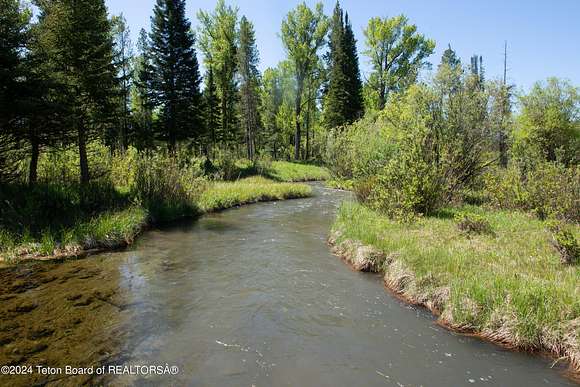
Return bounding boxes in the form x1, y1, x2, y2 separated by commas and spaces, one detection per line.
332, 202, 580, 365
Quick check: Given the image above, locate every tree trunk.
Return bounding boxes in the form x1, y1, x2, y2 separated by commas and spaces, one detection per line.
28, 133, 39, 186
78, 121, 90, 185
294, 78, 304, 160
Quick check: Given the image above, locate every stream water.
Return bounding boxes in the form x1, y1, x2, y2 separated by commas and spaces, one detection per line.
0, 184, 576, 386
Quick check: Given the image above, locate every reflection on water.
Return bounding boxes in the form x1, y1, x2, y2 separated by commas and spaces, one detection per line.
0, 184, 576, 386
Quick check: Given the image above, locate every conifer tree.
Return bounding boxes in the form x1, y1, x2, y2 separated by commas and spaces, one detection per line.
36, 0, 117, 184
237, 16, 260, 160
323, 3, 363, 129
132, 28, 155, 150
202, 65, 220, 154
149, 0, 202, 152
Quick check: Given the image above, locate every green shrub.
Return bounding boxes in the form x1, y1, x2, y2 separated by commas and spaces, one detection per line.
455, 213, 493, 235
547, 221, 579, 265
131, 153, 203, 222
484, 163, 579, 222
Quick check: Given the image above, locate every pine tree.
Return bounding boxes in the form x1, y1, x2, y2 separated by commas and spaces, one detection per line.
237, 16, 260, 160
149, 0, 202, 152
0, 0, 30, 181
323, 2, 348, 129
323, 3, 363, 129
36, 0, 118, 184
342, 12, 364, 122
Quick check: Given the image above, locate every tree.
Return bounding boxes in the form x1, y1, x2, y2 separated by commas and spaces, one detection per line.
198, 0, 239, 147
111, 14, 133, 153
323, 2, 363, 129
281, 2, 329, 160
363, 15, 435, 110
202, 65, 220, 155
36, 0, 118, 185
260, 68, 283, 158
342, 12, 364, 122
237, 16, 260, 160
514, 78, 579, 166
149, 0, 202, 152
132, 28, 155, 150
0, 0, 30, 182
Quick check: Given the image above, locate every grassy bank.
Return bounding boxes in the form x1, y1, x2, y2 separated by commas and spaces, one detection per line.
330, 202, 580, 371
0, 177, 311, 264
265, 161, 330, 182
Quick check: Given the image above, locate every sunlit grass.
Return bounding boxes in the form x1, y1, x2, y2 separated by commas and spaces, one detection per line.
265, 161, 330, 182
198, 176, 312, 212
332, 202, 580, 356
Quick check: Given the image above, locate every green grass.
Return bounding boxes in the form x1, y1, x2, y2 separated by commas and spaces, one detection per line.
198, 176, 312, 212
332, 202, 580, 363
0, 206, 148, 262
265, 161, 330, 182
0, 177, 311, 263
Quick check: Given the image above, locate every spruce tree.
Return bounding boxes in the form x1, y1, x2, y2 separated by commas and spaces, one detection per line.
133, 28, 155, 150
0, 0, 30, 181
36, 0, 117, 184
149, 0, 202, 151
323, 2, 348, 129
237, 16, 260, 160
342, 13, 364, 122
323, 3, 363, 129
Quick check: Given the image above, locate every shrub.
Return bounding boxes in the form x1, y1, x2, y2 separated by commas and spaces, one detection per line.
547, 221, 579, 265
455, 213, 493, 236
484, 163, 579, 222
131, 153, 203, 222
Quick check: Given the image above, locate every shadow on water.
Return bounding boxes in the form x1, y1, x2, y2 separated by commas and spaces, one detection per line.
0, 184, 577, 386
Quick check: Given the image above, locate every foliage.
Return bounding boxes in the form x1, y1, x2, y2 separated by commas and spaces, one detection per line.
323, 3, 363, 128
237, 16, 260, 160
513, 78, 580, 166
281, 2, 329, 159
148, 0, 202, 150
547, 221, 579, 265
363, 15, 435, 110
483, 163, 579, 222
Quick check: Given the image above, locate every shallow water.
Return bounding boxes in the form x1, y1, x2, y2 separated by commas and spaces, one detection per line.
0, 184, 577, 386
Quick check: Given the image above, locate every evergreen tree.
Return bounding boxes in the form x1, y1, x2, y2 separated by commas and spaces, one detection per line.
323, 2, 348, 129
36, 0, 118, 184
0, 0, 30, 181
323, 3, 364, 129
237, 16, 260, 160
149, 0, 202, 152
342, 12, 364, 122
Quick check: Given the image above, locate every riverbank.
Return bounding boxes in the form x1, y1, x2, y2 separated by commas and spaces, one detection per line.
0, 177, 312, 265
329, 201, 580, 374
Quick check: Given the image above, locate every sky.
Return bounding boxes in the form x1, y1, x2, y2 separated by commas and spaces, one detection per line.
104, 0, 580, 92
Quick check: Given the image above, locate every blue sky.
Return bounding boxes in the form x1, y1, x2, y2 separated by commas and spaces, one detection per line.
105, 0, 580, 91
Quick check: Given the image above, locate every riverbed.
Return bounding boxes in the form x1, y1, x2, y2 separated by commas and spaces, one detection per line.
0, 184, 576, 386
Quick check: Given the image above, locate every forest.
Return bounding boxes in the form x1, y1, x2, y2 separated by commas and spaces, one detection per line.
0, 0, 579, 378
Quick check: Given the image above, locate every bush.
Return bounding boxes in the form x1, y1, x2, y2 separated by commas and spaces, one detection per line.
131, 153, 204, 222
484, 163, 579, 222
455, 213, 493, 235
547, 221, 579, 265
